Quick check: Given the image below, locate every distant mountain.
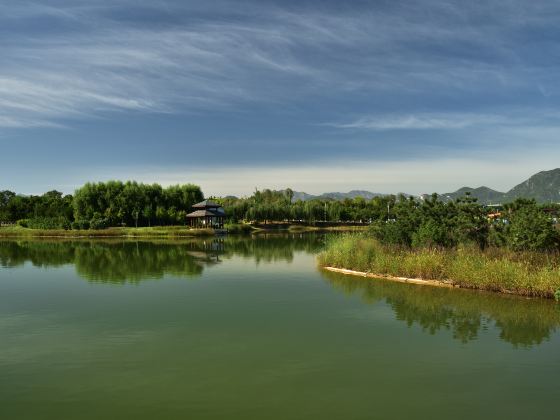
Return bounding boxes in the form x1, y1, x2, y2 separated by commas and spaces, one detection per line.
441, 168, 560, 204
317, 190, 386, 201
440, 186, 505, 205
282, 168, 560, 204
292, 190, 390, 202
292, 191, 317, 202
504, 169, 560, 203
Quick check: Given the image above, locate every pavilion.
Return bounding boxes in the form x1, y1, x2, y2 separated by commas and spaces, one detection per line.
186, 200, 226, 229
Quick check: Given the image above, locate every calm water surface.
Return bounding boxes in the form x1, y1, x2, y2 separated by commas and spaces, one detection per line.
1, 235, 559, 419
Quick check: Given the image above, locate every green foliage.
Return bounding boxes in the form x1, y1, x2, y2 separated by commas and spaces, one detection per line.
89, 215, 109, 230
412, 219, 450, 248
1, 190, 73, 224
488, 221, 507, 248
72, 181, 203, 228
220, 188, 396, 224
506, 201, 559, 251
71, 220, 90, 230
369, 194, 480, 248
555, 289, 560, 302
1, 182, 204, 230
224, 222, 254, 234
366, 194, 559, 252
221, 189, 560, 253
17, 216, 70, 230
453, 194, 490, 248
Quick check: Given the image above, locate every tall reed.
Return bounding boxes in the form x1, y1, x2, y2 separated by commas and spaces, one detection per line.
318, 234, 560, 298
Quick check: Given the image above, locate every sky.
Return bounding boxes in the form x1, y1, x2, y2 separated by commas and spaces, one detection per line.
1, 0, 560, 197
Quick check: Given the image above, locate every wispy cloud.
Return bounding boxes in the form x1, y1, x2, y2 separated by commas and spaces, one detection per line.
329, 113, 508, 131
2, 0, 560, 129
330, 108, 560, 131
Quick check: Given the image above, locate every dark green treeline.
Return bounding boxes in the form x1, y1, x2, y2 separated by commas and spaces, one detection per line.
1, 181, 203, 229
219, 189, 392, 223
218, 190, 560, 251
2, 185, 559, 244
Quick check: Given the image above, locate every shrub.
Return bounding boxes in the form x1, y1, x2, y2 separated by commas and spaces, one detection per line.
71, 220, 90, 230
412, 219, 452, 248
225, 222, 253, 234
23, 217, 71, 230
506, 205, 560, 251
370, 220, 412, 246
89, 216, 109, 230
16, 219, 29, 227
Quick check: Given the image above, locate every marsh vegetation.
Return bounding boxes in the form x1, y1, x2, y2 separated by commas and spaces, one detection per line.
319, 195, 560, 298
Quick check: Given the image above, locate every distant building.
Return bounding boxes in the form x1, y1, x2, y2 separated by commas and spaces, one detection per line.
187, 200, 225, 229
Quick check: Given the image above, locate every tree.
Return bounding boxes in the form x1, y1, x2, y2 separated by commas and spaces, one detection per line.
452, 193, 489, 249
72, 181, 204, 228
0, 190, 16, 221
506, 204, 559, 251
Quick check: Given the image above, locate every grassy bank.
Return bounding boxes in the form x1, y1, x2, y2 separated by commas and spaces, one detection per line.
0, 226, 216, 238
250, 223, 368, 233
318, 234, 560, 299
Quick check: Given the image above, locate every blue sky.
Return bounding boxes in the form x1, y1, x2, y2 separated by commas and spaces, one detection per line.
1, 0, 560, 196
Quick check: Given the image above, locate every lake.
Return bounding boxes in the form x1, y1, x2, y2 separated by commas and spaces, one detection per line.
1, 234, 559, 419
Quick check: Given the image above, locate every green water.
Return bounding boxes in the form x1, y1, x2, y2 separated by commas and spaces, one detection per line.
1, 235, 559, 419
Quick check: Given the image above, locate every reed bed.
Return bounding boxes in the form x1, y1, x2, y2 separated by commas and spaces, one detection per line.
318, 234, 560, 298
0, 226, 215, 238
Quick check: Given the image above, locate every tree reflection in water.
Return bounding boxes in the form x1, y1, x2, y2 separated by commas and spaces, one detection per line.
4, 235, 554, 348
321, 269, 560, 347
0, 234, 324, 284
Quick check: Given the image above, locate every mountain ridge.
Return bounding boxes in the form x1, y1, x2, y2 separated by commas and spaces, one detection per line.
288, 168, 560, 204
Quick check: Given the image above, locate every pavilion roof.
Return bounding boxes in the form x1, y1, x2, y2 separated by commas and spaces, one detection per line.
192, 200, 221, 209
187, 209, 223, 218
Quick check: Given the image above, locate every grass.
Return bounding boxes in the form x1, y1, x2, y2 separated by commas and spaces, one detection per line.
318, 234, 560, 299
224, 222, 256, 234
250, 223, 368, 233
0, 225, 216, 238
0, 223, 363, 237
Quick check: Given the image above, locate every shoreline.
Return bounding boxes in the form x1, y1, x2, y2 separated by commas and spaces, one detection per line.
318, 235, 560, 300
0, 226, 217, 238
320, 265, 552, 299
322, 266, 457, 289
0, 224, 366, 238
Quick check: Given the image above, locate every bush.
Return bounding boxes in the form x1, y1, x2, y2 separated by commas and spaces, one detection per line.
89, 216, 109, 230
488, 223, 507, 248
412, 219, 452, 248
21, 217, 71, 230
506, 205, 560, 251
225, 222, 253, 234
369, 220, 412, 246
71, 220, 90, 230
16, 219, 29, 227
